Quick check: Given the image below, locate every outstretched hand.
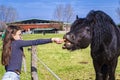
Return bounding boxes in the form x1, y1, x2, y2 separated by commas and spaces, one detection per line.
51, 38, 64, 44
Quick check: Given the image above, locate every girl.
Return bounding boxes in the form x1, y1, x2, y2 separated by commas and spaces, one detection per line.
1, 25, 63, 80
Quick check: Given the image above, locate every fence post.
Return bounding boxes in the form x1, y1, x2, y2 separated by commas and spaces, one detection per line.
31, 46, 39, 80
23, 56, 27, 73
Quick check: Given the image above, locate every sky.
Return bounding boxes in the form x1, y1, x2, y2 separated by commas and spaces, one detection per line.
0, 0, 120, 24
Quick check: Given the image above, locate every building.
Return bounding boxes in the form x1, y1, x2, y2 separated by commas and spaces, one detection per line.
9, 19, 63, 33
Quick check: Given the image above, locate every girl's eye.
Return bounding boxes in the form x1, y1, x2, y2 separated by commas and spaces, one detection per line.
19, 34, 22, 36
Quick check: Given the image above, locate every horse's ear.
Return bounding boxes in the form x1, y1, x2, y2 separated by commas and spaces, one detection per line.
76, 15, 79, 19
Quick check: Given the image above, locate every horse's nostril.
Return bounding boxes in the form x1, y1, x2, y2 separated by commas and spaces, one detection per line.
70, 34, 75, 40
63, 33, 75, 42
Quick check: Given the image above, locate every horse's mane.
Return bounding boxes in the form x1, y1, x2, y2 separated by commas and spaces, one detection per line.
86, 10, 118, 52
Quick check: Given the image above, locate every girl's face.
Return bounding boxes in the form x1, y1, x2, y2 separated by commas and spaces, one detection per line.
12, 30, 22, 40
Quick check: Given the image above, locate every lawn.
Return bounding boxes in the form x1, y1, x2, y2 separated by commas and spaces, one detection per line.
0, 34, 120, 80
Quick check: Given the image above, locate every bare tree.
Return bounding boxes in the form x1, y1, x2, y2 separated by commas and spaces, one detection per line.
117, 3, 120, 18
54, 4, 74, 22
0, 5, 18, 31
53, 4, 74, 31
63, 4, 73, 31
0, 22, 7, 31
63, 4, 74, 23
53, 4, 64, 22
0, 5, 18, 23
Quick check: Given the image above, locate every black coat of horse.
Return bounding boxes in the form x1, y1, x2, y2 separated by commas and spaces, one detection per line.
63, 10, 120, 80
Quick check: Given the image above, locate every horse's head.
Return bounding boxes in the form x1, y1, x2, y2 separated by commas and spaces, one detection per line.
63, 16, 91, 51
63, 10, 116, 51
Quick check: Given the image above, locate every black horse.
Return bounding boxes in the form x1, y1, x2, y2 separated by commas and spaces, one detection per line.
63, 10, 120, 80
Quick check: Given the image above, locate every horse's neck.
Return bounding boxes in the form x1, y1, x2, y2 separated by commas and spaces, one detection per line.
115, 26, 120, 44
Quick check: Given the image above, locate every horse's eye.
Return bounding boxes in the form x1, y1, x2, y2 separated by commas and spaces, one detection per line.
86, 27, 90, 32
87, 28, 90, 32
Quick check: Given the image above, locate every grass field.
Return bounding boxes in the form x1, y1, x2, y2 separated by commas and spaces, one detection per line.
1, 33, 120, 80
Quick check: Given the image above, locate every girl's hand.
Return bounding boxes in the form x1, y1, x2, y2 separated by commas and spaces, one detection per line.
51, 38, 64, 44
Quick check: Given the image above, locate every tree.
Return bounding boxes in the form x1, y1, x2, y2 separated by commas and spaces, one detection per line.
63, 4, 74, 23
54, 4, 64, 22
0, 21, 7, 32
0, 5, 18, 31
0, 5, 18, 23
53, 4, 74, 31
54, 4, 74, 22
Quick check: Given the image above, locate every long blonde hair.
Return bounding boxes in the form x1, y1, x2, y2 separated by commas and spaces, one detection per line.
1, 25, 21, 65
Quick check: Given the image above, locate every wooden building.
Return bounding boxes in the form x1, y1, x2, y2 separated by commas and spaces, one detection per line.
10, 19, 63, 33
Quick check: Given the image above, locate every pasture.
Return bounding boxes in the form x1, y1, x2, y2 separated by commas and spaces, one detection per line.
0, 34, 120, 80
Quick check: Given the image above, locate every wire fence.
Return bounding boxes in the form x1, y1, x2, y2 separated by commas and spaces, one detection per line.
30, 46, 61, 80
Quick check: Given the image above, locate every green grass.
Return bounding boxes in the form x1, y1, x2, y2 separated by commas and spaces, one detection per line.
0, 33, 120, 80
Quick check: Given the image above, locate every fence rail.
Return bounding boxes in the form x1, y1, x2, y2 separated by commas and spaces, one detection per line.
30, 46, 61, 80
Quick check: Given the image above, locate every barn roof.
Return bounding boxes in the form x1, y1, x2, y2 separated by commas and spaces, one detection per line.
11, 19, 62, 24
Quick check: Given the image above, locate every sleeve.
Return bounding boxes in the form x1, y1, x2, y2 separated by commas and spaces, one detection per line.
16, 39, 52, 47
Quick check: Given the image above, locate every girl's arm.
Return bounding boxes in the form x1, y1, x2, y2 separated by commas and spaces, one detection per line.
15, 38, 63, 47
16, 39, 52, 47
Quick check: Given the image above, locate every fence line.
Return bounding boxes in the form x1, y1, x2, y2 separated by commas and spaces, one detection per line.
34, 52, 61, 80
30, 46, 61, 80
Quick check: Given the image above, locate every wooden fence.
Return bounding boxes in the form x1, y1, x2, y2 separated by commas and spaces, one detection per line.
28, 46, 61, 80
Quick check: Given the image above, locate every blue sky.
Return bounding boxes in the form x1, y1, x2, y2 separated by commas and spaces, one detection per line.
0, 0, 120, 24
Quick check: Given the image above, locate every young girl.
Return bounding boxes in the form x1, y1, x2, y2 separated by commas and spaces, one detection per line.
1, 25, 63, 80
